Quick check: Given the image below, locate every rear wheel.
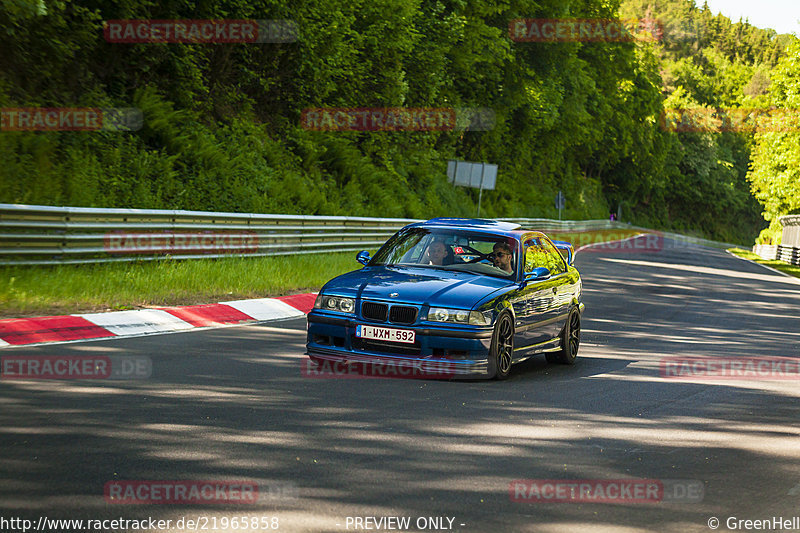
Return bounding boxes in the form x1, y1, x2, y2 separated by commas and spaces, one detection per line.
489, 312, 514, 380
547, 306, 580, 365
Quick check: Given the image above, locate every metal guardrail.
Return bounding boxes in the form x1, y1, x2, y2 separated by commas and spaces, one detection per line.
0, 204, 423, 265
0, 203, 742, 266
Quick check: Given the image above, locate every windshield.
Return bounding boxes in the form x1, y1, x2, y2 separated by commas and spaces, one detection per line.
370, 227, 518, 279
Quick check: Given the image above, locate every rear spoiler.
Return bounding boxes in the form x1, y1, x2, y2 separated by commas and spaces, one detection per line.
551, 240, 575, 266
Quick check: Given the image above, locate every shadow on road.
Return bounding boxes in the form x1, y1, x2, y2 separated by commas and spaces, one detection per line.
1, 239, 799, 532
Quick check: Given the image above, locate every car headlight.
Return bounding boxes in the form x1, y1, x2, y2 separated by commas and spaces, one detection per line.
314, 294, 356, 314
427, 307, 488, 325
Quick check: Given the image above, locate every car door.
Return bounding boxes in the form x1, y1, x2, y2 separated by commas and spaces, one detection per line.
511, 236, 560, 351
538, 237, 572, 338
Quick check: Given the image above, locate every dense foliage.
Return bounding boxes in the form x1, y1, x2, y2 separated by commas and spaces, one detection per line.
746, 40, 800, 243
0, 0, 796, 243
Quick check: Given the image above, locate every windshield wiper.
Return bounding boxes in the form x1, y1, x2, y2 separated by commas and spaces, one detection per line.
427, 265, 475, 274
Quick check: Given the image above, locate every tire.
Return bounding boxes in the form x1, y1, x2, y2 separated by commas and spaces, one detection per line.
488, 312, 514, 380
547, 306, 580, 365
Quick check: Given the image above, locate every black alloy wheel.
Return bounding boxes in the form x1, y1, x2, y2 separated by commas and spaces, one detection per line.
547, 306, 580, 365
489, 312, 514, 379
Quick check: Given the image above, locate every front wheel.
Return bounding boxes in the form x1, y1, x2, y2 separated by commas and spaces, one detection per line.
547, 306, 580, 365
488, 312, 514, 380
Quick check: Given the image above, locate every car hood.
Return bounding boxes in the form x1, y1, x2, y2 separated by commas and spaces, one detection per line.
321, 265, 512, 309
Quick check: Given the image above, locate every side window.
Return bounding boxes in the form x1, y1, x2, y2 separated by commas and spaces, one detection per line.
541, 239, 567, 275
524, 237, 566, 275
524, 239, 549, 272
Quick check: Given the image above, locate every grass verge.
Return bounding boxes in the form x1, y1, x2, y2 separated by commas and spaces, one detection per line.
0, 252, 369, 318
728, 248, 800, 280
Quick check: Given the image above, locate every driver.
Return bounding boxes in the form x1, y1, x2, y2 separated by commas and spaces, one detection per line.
492, 242, 514, 274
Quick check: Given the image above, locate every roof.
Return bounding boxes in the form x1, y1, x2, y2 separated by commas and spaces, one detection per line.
411, 217, 522, 232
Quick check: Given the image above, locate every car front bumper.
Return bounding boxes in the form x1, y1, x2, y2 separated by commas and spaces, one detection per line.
306, 312, 494, 377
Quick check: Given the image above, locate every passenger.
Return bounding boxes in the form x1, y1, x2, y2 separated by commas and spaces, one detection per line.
492, 242, 514, 274
428, 240, 450, 266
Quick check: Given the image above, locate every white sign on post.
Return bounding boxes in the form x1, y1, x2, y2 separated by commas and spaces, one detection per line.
446, 160, 497, 191
469, 164, 483, 188
446, 160, 498, 216
481, 164, 497, 190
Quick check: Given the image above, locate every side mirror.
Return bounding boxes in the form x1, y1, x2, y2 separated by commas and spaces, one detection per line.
524, 267, 550, 281
551, 240, 575, 266
356, 250, 371, 266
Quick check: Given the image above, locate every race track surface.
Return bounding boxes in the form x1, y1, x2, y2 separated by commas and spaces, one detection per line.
2, 237, 799, 533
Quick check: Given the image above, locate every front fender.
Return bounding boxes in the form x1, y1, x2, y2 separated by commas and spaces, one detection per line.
475, 291, 516, 326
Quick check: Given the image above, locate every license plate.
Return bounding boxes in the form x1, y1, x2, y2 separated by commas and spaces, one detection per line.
356, 325, 416, 344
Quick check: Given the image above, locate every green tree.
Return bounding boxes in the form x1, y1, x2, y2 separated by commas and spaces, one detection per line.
747, 40, 800, 243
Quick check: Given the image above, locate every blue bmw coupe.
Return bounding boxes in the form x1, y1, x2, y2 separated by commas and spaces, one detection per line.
306, 218, 584, 379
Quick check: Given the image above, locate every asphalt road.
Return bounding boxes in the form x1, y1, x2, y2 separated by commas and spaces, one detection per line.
2, 237, 800, 533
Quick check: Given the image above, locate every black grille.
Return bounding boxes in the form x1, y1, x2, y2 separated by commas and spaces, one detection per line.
362, 301, 388, 321
389, 305, 418, 324
352, 337, 421, 356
